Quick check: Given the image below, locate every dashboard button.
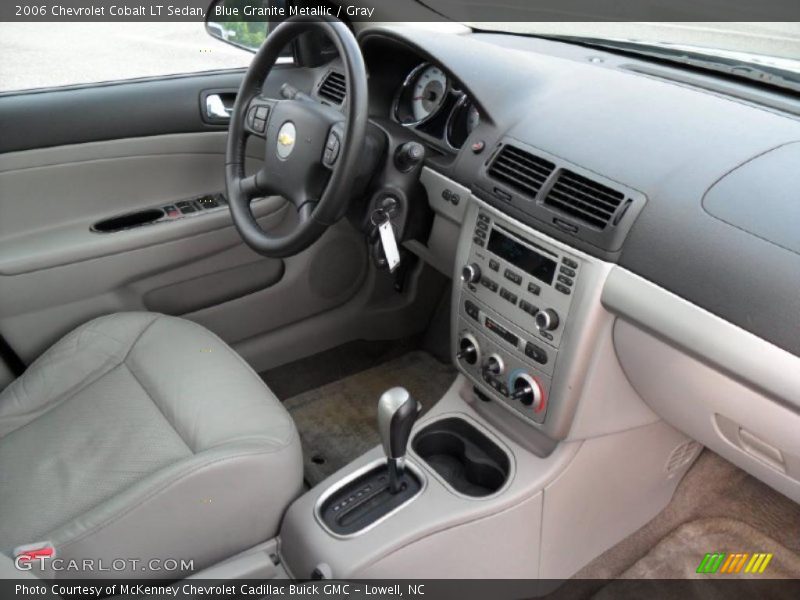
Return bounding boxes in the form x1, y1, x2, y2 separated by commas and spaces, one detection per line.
519, 300, 538, 316
503, 269, 522, 285
464, 300, 479, 321
473, 236, 485, 247
488, 259, 499, 272
557, 274, 574, 286
527, 282, 541, 296
562, 257, 579, 269
480, 277, 498, 292
475, 229, 487, 239
524, 342, 548, 365
555, 283, 571, 295
559, 265, 576, 277
499, 288, 518, 305
476, 221, 489, 231
478, 213, 490, 223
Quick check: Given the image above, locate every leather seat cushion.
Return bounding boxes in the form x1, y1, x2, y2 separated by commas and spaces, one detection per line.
0, 312, 302, 577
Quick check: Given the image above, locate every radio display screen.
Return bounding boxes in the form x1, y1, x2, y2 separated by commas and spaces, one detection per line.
487, 229, 557, 284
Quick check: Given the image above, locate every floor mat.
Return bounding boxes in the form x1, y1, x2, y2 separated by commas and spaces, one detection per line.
575, 450, 800, 581
613, 518, 800, 579
592, 519, 800, 600
283, 350, 456, 486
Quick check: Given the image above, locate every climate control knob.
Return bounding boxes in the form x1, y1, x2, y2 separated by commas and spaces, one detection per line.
534, 308, 560, 332
457, 333, 480, 365
483, 354, 504, 376
511, 373, 544, 412
461, 263, 482, 285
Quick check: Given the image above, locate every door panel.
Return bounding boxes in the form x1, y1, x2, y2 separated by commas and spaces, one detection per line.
0, 67, 369, 379
0, 65, 319, 153
0, 132, 280, 274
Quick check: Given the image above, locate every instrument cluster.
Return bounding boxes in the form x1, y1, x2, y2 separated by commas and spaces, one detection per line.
392, 62, 481, 152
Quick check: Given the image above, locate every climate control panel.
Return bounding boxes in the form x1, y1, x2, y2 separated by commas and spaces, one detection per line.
457, 309, 551, 424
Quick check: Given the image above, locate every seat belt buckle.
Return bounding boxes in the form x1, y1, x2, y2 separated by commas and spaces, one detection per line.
13, 541, 55, 564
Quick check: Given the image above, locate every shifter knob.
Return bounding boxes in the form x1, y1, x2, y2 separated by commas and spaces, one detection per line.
377, 387, 420, 493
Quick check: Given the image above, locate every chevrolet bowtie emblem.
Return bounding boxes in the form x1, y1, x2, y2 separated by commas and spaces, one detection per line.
276, 122, 296, 159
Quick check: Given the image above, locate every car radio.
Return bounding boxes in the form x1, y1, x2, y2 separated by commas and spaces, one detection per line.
457, 210, 580, 425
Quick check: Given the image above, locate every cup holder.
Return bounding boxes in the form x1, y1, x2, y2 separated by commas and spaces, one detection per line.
412, 417, 510, 497
92, 208, 165, 233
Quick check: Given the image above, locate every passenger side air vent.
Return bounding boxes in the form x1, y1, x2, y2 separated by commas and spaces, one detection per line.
544, 169, 625, 230
318, 71, 346, 105
488, 145, 556, 199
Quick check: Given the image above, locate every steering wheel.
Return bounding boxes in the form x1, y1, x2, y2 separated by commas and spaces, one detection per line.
225, 15, 368, 257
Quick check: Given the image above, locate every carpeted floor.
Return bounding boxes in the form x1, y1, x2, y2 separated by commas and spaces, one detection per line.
576, 450, 800, 582
282, 350, 456, 486
611, 518, 800, 580
591, 519, 800, 600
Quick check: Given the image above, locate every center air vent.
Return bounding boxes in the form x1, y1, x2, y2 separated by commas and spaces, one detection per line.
318, 71, 346, 105
543, 169, 625, 230
488, 144, 556, 199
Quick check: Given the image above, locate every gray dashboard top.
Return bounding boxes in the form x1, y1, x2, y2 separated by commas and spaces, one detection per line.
361, 27, 800, 358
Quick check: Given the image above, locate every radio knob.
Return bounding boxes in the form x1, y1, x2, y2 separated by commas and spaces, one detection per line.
483, 354, 504, 376
457, 334, 480, 366
511, 373, 544, 412
461, 263, 482, 285
534, 308, 560, 332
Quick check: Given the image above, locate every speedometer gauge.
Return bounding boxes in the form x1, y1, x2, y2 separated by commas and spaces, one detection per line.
411, 65, 448, 122
394, 63, 450, 126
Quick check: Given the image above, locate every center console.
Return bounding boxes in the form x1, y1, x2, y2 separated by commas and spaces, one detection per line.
456, 208, 582, 431
277, 187, 694, 583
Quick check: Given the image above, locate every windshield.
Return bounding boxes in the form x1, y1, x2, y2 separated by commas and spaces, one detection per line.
463, 23, 800, 74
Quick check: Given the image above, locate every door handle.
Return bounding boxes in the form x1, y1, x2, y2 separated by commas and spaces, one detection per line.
205, 94, 232, 120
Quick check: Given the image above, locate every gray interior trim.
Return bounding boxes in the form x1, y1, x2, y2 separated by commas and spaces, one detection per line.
602, 267, 800, 412
0, 197, 287, 276
0, 65, 313, 153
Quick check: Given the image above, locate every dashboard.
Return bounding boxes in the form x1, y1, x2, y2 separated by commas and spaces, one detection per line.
345, 26, 800, 360
310, 25, 800, 504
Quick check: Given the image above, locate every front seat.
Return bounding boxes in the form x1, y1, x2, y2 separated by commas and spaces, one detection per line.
0, 312, 302, 578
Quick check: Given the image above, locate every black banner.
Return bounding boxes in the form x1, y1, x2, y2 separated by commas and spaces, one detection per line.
2, 0, 800, 22
5, 579, 800, 600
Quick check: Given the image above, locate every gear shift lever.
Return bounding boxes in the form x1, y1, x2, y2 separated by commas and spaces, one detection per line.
378, 387, 420, 494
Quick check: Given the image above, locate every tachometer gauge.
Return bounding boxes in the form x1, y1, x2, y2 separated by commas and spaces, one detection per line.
466, 103, 480, 134
446, 96, 481, 150
394, 63, 450, 126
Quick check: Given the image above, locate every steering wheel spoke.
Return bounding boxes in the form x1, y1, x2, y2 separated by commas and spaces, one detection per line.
238, 169, 271, 199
